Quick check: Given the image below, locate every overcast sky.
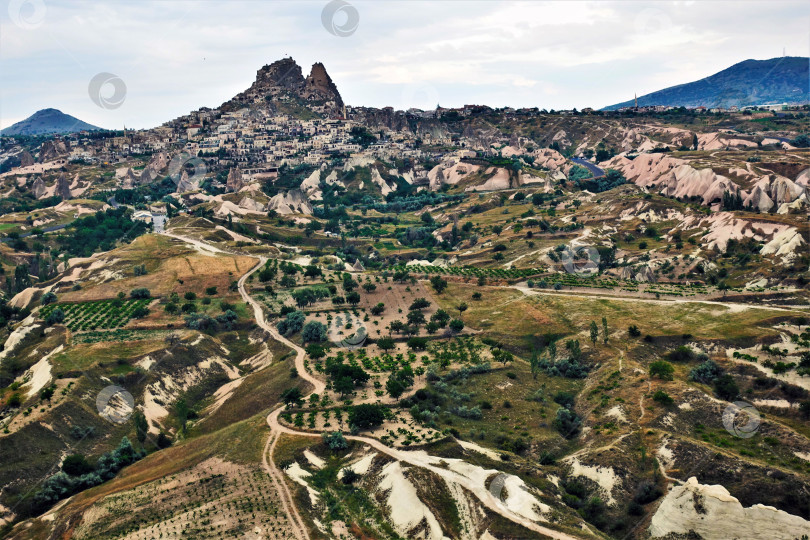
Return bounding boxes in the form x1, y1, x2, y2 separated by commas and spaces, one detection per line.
1, 0, 808, 130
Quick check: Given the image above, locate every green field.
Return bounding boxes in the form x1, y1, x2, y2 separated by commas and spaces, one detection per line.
40, 298, 152, 331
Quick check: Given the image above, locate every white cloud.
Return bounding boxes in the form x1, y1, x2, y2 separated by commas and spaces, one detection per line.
0, 0, 807, 129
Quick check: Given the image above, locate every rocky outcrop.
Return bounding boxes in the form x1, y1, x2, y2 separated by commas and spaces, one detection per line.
19, 151, 35, 168
238, 196, 265, 213
743, 175, 807, 212
175, 171, 197, 193
55, 173, 71, 200
427, 160, 480, 191
743, 185, 775, 212
122, 168, 139, 189
139, 166, 157, 185
226, 168, 243, 192
224, 57, 343, 117
31, 177, 46, 199
531, 148, 567, 171
303, 62, 344, 110
619, 265, 657, 282
371, 168, 396, 196
147, 152, 169, 174
649, 476, 810, 539
39, 139, 69, 162
760, 227, 805, 263
606, 153, 742, 206
267, 189, 312, 215
465, 167, 512, 192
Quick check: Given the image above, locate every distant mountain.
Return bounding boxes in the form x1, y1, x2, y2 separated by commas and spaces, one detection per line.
603, 57, 809, 110
0, 108, 102, 136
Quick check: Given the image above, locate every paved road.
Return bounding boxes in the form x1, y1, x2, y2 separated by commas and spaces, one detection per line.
570, 157, 605, 178
0, 223, 67, 243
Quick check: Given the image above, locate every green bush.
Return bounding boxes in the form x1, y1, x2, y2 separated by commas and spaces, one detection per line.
713, 374, 739, 400
349, 404, 386, 430
652, 390, 673, 405
649, 360, 674, 381
130, 288, 151, 299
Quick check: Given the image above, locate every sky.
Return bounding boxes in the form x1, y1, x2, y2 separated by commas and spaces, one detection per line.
1, 0, 808, 130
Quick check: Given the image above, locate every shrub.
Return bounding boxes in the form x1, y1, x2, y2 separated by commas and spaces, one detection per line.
205, 286, 217, 295
633, 480, 663, 504
553, 391, 576, 409
449, 319, 465, 332
157, 432, 172, 448
306, 343, 327, 359
553, 407, 582, 438
45, 308, 65, 326
666, 345, 705, 363
277, 310, 306, 336
349, 404, 386, 430
652, 390, 673, 405
62, 454, 93, 476
130, 288, 151, 299
341, 468, 360, 484
450, 405, 483, 419
713, 374, 739, 400
301, 320, 327, 343
281, 387, 302, 405
322, 431, 348, 451
689, 360, 722, 384
649, 361, 674, 381
628, 325, 641, 337
41, 292, 57, 305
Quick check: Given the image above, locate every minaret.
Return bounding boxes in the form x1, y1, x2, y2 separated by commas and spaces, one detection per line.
634, 93, 638, 109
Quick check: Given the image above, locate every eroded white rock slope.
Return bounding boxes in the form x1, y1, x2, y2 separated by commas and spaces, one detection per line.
649, 476, 810, 540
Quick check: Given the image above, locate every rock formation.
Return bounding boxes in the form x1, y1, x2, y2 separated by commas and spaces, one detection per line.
649, 476, 810, 539
55, 173, 71, 200
267, 189, 312, 215
19, 151, 35, 168
226, 168, 244, 192
175, 171, 197, 193
303, 62, 344, 110
31, 176, 46, 199
224, 57, 343, 117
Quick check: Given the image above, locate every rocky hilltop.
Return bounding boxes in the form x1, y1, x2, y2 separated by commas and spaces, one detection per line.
223, 57, 343, 117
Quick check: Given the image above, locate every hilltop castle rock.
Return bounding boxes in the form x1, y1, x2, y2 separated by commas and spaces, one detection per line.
224, 58, 343, 118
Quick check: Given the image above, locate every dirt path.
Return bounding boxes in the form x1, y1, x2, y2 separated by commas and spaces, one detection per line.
639, 381, 652, 422
264, 408, 584, 540
510, 284, 809, 314
237, 258, 322, 540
